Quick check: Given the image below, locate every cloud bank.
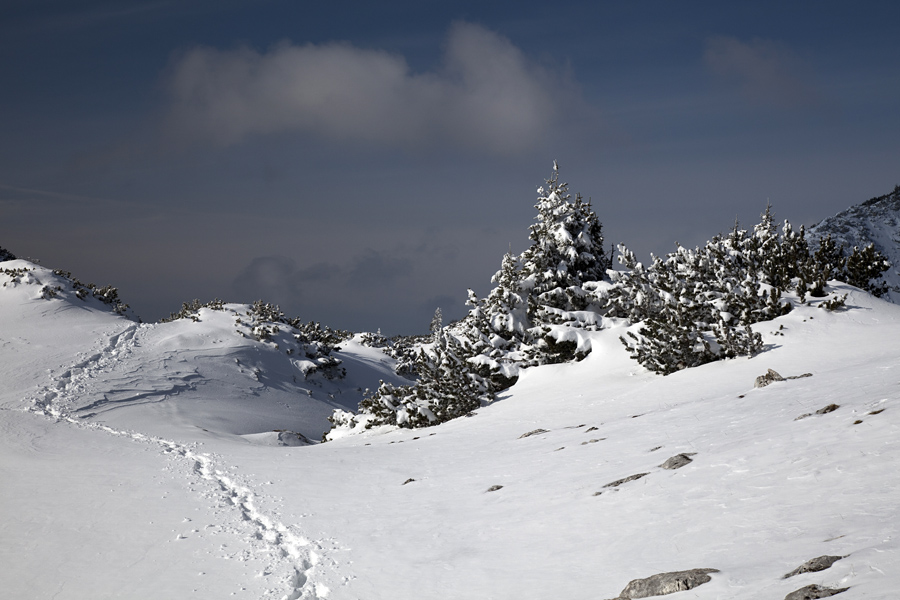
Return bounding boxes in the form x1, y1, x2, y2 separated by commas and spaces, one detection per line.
165, 22, 571, 154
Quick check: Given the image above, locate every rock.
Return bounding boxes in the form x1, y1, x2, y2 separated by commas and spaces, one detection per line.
783, 584, 849, 600
518, 428, 549, 439
581, 438, 605, 445
659, 453, 696, 470
402, 478, 415, 485
796, 404, 840, 420
756, 370, 813, 388
616, 568, 719, 598
603, 473, 649, 488
783, 555, 845, 579
486, 485, 503, 492
755, 369, 785, 388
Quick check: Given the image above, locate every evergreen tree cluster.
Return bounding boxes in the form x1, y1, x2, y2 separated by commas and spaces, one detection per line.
326, 309, 490, 438
325, 166, 891, 437
326, 164, 609, 436
608, 207, 889, 374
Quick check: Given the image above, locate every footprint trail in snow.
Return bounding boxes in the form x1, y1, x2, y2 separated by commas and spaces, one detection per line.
26, 323, 329, 600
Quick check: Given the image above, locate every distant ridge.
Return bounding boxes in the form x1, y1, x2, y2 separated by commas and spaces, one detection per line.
807, 185, 900, 303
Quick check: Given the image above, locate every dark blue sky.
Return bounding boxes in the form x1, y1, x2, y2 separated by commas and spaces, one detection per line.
2, 1, 899, 334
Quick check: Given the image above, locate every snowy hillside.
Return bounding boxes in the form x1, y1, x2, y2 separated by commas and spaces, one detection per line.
808, 185, 900, 303
2, 257, 900, 600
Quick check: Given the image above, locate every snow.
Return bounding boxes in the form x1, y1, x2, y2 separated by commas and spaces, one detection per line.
2, 259, 899, 599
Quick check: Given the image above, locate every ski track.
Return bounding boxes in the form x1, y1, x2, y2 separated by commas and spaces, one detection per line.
24, 322, 329, 600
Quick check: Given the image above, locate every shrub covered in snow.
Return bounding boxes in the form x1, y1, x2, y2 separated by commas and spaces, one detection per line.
160, 298, 227, 322
50, 269, 132, 316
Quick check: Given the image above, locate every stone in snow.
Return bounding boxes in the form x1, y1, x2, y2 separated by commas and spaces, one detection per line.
782, 555, 845, 579
613, 568, 719, 599
783, 584, 850, 600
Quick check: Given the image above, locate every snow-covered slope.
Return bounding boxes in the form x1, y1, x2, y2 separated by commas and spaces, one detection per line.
2, 258, 899, 599
808, 185, 900, 302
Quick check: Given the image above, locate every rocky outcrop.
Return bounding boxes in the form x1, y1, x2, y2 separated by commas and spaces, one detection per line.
756, 369, 785, 388
783, 584, 849, 600
603, 473, 649, 488
755, 369, 813, 389
612, 568, 719, 599
518, 429, 548, 439
783, 555, 845, 579
795, 404, 840, 421
659, 453, 696, 470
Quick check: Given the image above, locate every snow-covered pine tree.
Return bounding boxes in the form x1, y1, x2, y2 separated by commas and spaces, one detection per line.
518, 161, 609, 318
430, 307, 443, 338
844, 243, 890, 297
809, 234, 844, 297
481, 251, 530, 345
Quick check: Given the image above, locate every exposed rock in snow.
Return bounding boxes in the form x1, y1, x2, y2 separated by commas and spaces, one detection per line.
603, 473, 650, 488
581, 437, 605, 445
755, 369, 813, 388
755, 368, 785, 388
518, 428, 549, 438
613, 568, 720, 599
659, 453, 695, 470
783, 555, 845, 579
796, 404, 840, 421
783, 584, 850, 600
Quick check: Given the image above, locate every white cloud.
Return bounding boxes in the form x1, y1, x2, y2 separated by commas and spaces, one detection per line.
704, 36, 815, 107
165, 22, 571, 154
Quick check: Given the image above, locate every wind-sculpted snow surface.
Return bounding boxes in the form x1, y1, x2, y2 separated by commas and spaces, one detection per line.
3, 259, 900, 598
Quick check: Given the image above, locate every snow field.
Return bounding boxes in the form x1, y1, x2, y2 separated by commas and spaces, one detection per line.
2, 261, 899, 599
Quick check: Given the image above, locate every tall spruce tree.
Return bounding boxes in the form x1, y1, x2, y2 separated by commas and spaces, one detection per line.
519, 161, 608, 317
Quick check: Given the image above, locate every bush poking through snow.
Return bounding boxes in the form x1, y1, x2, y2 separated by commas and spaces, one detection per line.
50, 270, 131, 316
160, 298, 226, 322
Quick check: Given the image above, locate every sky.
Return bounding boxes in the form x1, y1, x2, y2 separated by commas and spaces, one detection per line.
1, 0, 899, 335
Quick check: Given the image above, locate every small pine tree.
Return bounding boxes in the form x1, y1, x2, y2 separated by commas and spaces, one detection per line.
844, 244, 890, 297
430, 307, 443, 339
